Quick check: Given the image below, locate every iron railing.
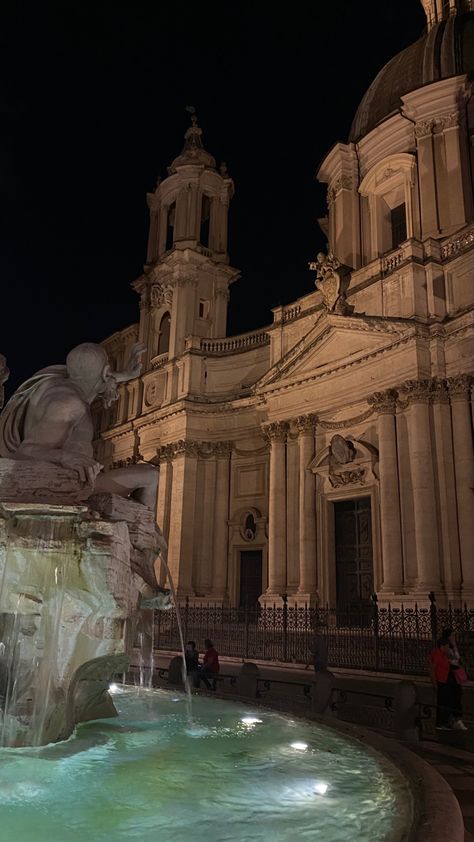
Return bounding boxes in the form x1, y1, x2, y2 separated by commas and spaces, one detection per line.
153, 593, 474, 676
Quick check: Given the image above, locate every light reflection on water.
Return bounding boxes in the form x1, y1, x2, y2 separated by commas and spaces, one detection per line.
0, 688, 412, 842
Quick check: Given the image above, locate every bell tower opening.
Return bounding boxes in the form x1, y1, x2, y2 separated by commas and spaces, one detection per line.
200, 195, 211, 248
165, 202, 176, 252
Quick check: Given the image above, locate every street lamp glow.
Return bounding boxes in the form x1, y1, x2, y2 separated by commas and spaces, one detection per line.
109, 683, 121, 694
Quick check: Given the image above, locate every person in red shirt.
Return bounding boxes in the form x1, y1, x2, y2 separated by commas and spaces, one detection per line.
199, 639, 220, 690
429, 637, 454, 729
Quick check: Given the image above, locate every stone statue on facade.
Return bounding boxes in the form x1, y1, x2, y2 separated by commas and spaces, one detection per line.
309, 251, 354, 315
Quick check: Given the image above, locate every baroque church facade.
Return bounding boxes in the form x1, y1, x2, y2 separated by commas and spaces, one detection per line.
96, 0, 474, 610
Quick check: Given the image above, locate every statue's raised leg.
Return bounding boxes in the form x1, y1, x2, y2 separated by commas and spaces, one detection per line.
94, 464, 159, 509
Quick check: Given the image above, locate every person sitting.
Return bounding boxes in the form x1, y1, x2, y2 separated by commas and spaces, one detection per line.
199, 639, 220, 691
184, 641, 200, 689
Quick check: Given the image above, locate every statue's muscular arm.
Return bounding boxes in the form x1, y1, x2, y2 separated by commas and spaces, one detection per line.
16, 392, 103, 483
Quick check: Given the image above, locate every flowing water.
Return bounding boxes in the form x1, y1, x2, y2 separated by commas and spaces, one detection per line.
0, 687, 413, 842
157, 551, 193, 721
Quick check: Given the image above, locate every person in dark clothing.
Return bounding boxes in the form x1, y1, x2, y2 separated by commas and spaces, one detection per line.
441, 627, 467, 731
199, 639, 220, 690
185, 641, 200, 688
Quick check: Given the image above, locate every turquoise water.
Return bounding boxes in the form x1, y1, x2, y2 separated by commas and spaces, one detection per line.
0, 688, 412, 842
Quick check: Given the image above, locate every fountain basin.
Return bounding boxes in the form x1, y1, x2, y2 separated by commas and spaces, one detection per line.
0, 687, 414, 841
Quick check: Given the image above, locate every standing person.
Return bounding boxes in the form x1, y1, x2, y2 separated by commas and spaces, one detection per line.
199, 639, 220, 690
442, 627, 468, 731
185, 641, 200, 689
429, 637, 455, 730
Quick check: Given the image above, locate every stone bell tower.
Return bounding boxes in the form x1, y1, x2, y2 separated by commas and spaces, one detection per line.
134, 111, 239, 368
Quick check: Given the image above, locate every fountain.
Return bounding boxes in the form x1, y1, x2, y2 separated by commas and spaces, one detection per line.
0, 344, 173, 747
0, 349, 419, 840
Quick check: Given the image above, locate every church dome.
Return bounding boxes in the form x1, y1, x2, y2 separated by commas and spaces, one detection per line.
349, 11, 474, 142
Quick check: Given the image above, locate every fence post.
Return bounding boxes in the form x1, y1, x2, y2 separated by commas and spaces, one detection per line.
371, 592, 379, 671
283, 593, 288, 663
429, 591, 437, 643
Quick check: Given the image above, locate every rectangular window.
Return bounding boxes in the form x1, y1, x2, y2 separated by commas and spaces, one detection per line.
198, 300, 209, 319
390, 203, 407, 249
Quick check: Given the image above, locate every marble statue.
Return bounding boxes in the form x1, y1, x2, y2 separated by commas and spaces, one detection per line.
0, 344, 171, 747
0, 341, 158, 507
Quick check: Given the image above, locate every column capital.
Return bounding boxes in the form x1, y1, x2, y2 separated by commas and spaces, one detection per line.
215, 440, 233, 458
295, 413, 318, 433
156, 439, 200, 461
430, 378, 450, 404
401, 379, 433, 404
414, 119, 434, 139
367, 388, 398, 414
447, 374, 472, 399
262, 421, 289, 443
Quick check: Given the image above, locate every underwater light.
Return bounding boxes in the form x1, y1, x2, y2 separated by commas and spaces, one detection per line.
314, 782, 328, 795
290, 741, 308, 751
241, 716, 262, 726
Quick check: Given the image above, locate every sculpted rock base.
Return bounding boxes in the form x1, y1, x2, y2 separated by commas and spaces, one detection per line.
0, 458, 95, 504
0, 500, 150, 747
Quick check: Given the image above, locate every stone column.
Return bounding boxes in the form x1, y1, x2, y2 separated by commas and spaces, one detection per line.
430, 379, 462, 600
448, 375, 474, 598
296, 414, 318, 604
441, 113, 467, 230
211, 441, 232, 601
403, 380, 441, 592
214, 287, 229, 338
166, 441, 198, 598
264, 422, 288, 603
415, 121, 439, 239
368, 389, 404, 593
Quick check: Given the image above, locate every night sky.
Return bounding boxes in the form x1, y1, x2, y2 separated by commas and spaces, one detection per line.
1, 0, 426, 393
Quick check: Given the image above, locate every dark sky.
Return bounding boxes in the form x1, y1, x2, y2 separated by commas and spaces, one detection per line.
1, 0, 426, 393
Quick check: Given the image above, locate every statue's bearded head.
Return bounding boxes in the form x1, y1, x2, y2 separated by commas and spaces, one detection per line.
66, 343, 119, 407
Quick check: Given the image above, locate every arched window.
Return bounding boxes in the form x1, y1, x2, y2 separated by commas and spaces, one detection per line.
200, 195, 211, 247
157, 312, 171, 356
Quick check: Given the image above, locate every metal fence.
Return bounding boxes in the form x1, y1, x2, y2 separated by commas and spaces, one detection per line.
153, 594, 474, 676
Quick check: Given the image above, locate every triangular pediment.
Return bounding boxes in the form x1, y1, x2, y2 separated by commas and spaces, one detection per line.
257, 312, 413, 388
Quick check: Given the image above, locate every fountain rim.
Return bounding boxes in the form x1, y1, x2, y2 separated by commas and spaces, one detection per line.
241, 700, 463, 842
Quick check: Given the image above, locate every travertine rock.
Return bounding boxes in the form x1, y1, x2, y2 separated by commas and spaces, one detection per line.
0, 502, 143, 746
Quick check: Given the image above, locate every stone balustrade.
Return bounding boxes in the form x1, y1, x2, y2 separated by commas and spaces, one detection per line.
201, 329, 269, 354
441, 225, 474, 259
